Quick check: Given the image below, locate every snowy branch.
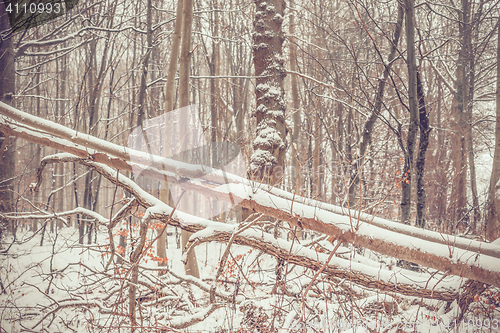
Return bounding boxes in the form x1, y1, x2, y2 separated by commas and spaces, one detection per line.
2, 101, 500, 289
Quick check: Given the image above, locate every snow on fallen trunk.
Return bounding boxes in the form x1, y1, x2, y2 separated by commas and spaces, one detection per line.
187, 226, 461, 301
37, 154, 462, 301
2, 101, 499, 260
2, 102, 500, 288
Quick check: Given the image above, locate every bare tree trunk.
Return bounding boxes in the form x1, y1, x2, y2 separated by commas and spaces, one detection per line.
313, 110, 322, 199
434, 76, 447, 227
415, 71, 430, 228
350, 3, 404, 208
178, 0, 193, 111
129, 220, 148, 331
333, 100, 343, 205
137, 0, 153, 128
485, 20, 500, 242
164, 0, 184, 114
34, 58, 42, 235
210, 0, 220, 168
448, 0, 470, 231
129, 0, 155, 325
289, 0, 301, 195
249, 0, 287, 186
56, 54, 67, 229
289, 0, 302, 241
346, 81, 354, 206
400, 0, 419, 224
158, 0, 184, 270
83, 39, 99, 245
178, 0, 200, 278
467, 72, 480, 230
466, 6, 481, 230
0, 5, 15, 243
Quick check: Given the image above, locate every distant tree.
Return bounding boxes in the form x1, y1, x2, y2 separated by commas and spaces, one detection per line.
0, 4, 15, 244
485, 20, 500, 242
178, 0, 200, 279
399, 0, 419, 225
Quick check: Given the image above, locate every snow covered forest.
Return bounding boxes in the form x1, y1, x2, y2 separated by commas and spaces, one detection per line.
1, 0, 500, 331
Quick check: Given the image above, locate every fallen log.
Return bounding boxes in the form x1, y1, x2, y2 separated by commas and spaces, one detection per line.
2, 101, 500, 288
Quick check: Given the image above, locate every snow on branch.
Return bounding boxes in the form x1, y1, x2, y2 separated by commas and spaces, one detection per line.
35, 153, 463, 302
186, 226, 461, 302
2, 101, 500, 288
166, 303, 221, 329
5, 100, 497, 260
3, 100, 496, 256
167, 270, 233, 301
3, 207, 107, 225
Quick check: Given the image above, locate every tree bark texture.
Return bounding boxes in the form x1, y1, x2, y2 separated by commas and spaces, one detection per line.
415, 71, 430, 228
3, 102, 500, 287
178, 0, 200, 278
485, 20, 500, 242
0, 5, 15, 242
466, 10, 481, 228
250, 0, 287, 185
158, 0, 184, 270
30, 151, 500, 289
400, 0, 419, 224
448, 0, 470, 231
164, 0, 184, 114
289, 0, 301, 194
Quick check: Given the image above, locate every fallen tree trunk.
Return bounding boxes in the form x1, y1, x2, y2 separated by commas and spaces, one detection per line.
34, 153, 462, 303
1, 101, 500, 288
1, 101, 499, 257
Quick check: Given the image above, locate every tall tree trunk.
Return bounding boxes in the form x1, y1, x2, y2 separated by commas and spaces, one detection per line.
0, 5, 15, 243
400, 0, 419, 224
164, 0, 184, 114
137, 0, 153, 128
250, 0, 287, 293
56, 53, 67, 229
333, 100, 343, 205
249, 0, 287, 186
83, 39, 99, 245
129, 0, 154, 327
466, 6, 481, 230
289, 0, 301, 196
415, 71, 430, 228
434, 76, 447, 227
448, 0, 470, 231
33, 57, 42, 235
158, 0, 184, 269
210, 0, 220, 166
350, 3, 404, 207
346, 77, 355, 206
288, 2, 302, 239
178, 0, 200, 278
485, 20, 500, 242
313, 110, 322, 199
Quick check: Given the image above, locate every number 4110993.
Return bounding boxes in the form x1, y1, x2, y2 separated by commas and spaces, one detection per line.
5, 2, 62, 15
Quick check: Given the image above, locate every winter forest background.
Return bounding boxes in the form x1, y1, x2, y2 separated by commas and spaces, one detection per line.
1, 0, 500, 331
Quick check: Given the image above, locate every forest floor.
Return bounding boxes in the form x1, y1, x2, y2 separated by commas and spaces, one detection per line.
1, 224, 499, 332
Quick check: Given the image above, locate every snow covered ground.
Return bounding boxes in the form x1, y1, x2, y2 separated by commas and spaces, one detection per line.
1, 225, 499, 332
